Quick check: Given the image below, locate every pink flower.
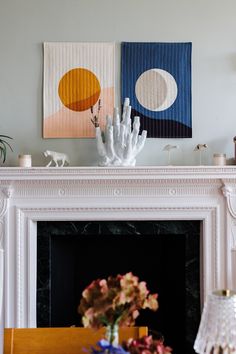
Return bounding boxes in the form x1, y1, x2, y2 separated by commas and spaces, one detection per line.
82, 288, 89, 299
132, 309, 139, 319
120, 272, 139, 289
115, 291, 127, 305
143, 335, 153, 346
99, 279, 108, 294
143, 294, 158, 311
138, 281, 149, 298
122, 335, 172, 354
84, 308, 95, 320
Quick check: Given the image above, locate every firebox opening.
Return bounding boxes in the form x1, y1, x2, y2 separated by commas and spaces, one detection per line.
37, 220, 201, 354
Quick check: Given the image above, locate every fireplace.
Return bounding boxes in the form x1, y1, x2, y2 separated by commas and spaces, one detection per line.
37, 220, 201, 354
0, 166, 236, 334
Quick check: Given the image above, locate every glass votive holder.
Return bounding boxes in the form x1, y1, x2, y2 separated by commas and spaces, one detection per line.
213, 153, 226, 166
18, 154, 32, 167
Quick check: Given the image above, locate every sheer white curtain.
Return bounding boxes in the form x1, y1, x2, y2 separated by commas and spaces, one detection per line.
0, 249, 4, 354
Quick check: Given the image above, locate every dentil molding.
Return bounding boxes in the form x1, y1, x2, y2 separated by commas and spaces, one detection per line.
0, 166, 236, 180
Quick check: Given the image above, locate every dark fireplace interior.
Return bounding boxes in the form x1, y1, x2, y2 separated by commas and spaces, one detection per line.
37, 220, 201, 354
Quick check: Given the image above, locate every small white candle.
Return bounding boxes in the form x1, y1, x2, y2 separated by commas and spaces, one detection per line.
213, 153, 226, 166
18, 154, 32, 167
0, 249, 4, 354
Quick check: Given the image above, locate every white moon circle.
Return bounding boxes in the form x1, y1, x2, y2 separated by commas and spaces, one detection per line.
135, 69, 178, 111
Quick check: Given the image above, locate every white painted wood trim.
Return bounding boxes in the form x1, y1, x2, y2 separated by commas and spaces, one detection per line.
0, 166, 235, 327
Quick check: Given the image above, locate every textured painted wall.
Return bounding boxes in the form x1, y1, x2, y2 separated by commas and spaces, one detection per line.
0, 0, 236, 166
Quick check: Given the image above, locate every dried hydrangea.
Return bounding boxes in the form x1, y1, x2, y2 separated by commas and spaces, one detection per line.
78, 272, 158, 329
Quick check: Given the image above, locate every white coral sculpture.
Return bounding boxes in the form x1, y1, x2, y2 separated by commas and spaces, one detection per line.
93, 98, 147, 167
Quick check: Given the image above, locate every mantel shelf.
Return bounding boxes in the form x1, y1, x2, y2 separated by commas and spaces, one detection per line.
0, 165, 236, 181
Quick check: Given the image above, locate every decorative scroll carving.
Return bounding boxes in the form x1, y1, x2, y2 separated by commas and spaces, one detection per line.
0, 186, 12, 249
2, 187, 13, 199
222, 185, 236, 219
222, 185, 233, 198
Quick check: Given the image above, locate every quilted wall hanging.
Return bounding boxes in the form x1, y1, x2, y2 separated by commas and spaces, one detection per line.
121, 42, 192, 138
43, 42, 114, 138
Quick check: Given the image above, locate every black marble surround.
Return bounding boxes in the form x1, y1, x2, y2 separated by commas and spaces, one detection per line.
37, 220, 201, 354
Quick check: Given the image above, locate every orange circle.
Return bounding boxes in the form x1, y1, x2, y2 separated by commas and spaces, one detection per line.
58, 68, 101, 112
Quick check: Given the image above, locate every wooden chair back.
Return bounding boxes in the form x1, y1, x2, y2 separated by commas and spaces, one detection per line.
4, 327, 148, 354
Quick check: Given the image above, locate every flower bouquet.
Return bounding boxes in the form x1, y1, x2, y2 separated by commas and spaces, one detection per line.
78, 272, 158, 345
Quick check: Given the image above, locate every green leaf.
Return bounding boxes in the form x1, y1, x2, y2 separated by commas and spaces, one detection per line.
0, 135, 13, 139
1, 148, 6, 163
0, 135, 13, 162
0, 139, 13, 151
0, 143, 7, 163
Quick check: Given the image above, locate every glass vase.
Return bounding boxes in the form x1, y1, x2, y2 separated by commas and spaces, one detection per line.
105, 323, 119, 347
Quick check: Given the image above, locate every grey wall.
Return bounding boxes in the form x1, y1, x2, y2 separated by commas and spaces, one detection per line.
0, 0, 236, 166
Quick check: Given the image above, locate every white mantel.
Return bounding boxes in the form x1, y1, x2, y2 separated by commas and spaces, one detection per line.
1, 166, 236, 328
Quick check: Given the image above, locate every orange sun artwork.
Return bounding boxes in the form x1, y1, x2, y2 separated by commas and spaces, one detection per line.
43, 42, 115, 138
58, 68, 101, 112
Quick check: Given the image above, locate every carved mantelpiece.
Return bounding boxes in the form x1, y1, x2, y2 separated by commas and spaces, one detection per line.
0, 166, 236, 328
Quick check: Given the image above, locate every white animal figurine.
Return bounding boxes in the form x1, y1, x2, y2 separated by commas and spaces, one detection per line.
92, 98, 147, 166
162, 145, 179, 165
44, 150, 69, 167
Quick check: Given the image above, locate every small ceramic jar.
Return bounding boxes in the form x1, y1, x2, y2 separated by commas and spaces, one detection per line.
213, 153, 226, 166
18, 154, 32, 167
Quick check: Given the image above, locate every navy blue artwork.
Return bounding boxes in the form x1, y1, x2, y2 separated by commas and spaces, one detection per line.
121, 42, 192, 138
